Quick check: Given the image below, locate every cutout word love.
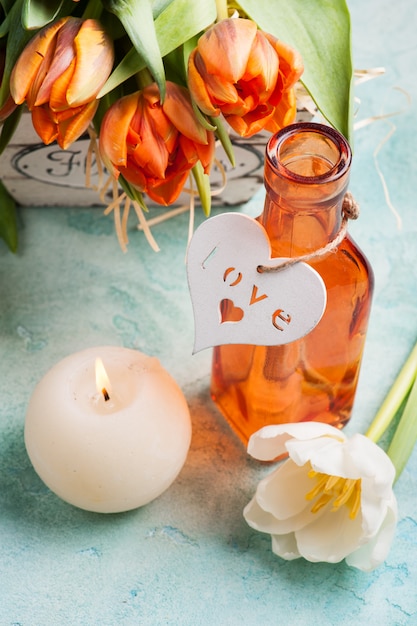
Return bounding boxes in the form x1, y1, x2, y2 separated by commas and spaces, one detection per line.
187, 213, 327, 353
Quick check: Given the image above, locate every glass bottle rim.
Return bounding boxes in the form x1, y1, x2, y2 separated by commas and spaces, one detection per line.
266, 122, 352, 184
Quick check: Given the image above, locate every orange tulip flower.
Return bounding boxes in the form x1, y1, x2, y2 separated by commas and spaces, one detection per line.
10, 17, 114, 149
99, 81, 215, 206
188, 18, 304, 137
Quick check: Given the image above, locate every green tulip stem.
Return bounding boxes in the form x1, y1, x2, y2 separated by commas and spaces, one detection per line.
387, 371, 417, 482
82, 0, 103, 20
135, 68, 154, 91
215, 0, 229, 21
365, 338, 417, 443
191, 162, 211, 217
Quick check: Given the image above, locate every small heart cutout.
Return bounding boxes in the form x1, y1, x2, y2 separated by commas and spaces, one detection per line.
220, 299, 244, 323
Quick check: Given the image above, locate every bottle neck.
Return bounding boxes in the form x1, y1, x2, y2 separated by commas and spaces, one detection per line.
258, 123, 351, 258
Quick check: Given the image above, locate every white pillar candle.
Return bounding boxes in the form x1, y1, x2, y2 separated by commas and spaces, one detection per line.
25, 346, 192, 513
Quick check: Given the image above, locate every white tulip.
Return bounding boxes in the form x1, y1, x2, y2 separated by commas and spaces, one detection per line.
243, 422, 398, 572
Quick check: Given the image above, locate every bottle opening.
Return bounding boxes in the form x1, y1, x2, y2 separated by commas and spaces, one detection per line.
267, 123, 351, 183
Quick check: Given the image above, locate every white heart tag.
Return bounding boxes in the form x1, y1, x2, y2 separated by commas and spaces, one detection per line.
186, 213, 327, 353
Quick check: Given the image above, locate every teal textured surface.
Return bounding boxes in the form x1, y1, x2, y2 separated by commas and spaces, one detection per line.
1, 0, 417, 623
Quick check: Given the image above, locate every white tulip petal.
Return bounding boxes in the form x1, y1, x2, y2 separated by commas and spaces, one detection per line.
247, 422, 345, 461
271, 532, 301, 560
346, 497, 398, 572
254, 461, 329, 534
359, 480, 391, 538
287, 436, 348, 475
243, 494, 286, 534
295, 506, 363, 563
347, 434, 396, 490
256, 459, 314, 520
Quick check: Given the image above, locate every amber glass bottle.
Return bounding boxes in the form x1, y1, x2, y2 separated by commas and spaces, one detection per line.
211, 122, 374, 445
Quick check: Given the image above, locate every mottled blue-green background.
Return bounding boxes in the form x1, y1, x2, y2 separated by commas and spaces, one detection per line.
1, 1, 417, 624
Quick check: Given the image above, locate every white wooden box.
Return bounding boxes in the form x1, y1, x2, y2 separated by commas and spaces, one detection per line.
0, 101, 316, 208
0, 113, 273, 208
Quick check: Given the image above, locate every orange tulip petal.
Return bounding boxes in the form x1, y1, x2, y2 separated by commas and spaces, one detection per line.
202, 67, 239, 107
174, 132, 214, 176
141, 85, 175, 151
118, 163, 147, 192
100, 93, 139, 167
35, 18, 80, 106
56, 98, 98, 149
132, 107, 170, 179
200, 131, 215, 173
24, 42, 55, 109
220, 93, 255, 116
226, 103, 275, 137
264, 88, 297, 133
0, 94, 17, 122
31, 106, 59, 145
1, 48, 14, 121
10, 17, 71, 104
53, 103, 86, 123
163, 82, 209, 145
244, 33, 279, 98
68, 19, 114, 106
125, 96, 146, 146
264, 33, 304, 90
146, 171, 190, 205
48, 60, 76, 110
176, 137, 200, 172
187, 51, 220, 116
199, 19, 257, 83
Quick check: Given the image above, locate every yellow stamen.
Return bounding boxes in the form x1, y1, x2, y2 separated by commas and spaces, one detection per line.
310, 493, 333, 514
348, 481, 362, 520
305, 473, 329, 501
332, 478, 357, 508
306, 465, 362, 520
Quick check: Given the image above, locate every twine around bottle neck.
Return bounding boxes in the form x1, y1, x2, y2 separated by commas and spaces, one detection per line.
257, 192, 360, 274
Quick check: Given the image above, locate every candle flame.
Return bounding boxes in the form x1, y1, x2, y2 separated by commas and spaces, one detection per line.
95, 357, 112, 401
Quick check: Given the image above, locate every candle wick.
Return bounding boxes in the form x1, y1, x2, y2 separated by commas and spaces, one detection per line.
102, 388, 110, 402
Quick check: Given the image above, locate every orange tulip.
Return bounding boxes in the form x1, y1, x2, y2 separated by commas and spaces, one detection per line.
10, 17, 114, 149
188, 18, 304, 137
99, 81, 215, 206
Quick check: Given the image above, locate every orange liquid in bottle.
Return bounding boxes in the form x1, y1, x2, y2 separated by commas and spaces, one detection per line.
210, 123, 374, 445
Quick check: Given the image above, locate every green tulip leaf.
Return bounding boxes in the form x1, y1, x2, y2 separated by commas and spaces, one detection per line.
237, 0, 353, 142
0, 106, 22, 154
22, 0, 66, 29
366, 341, 417, 444
98, 0, 216, 97
97, 47, 145, 98
210, 115, 235, 167
387, 371, 417, 482
154, 0, 216, 61
118, 175, 148, 211
0, 1, 13, 36
103, 0, 166, 99
0, 0, 33, 109
0, 0, 16, 15
151, 0, 174, 18
192, 161, 211, 217
0, 179, 18, 252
